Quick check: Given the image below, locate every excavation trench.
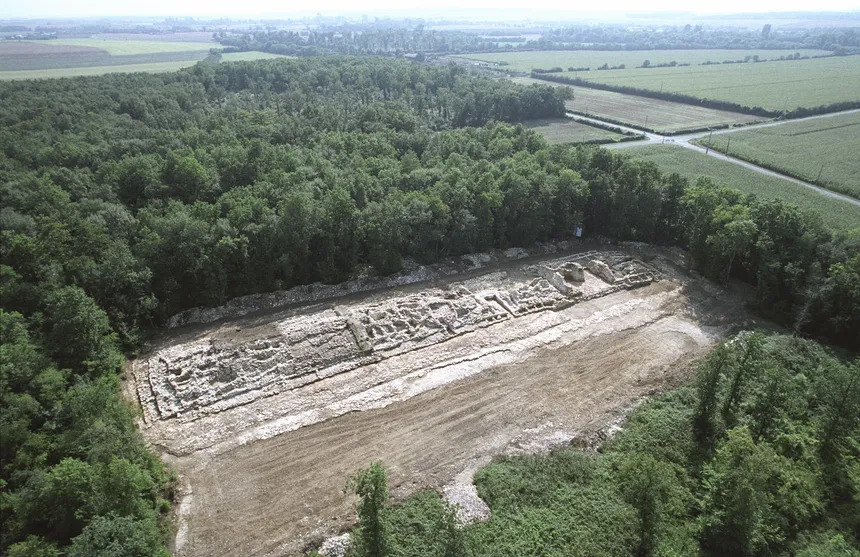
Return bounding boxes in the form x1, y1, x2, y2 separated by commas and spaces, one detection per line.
125, 245, 749, 556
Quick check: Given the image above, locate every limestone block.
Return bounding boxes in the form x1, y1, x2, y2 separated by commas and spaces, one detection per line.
587, 260, 616, 283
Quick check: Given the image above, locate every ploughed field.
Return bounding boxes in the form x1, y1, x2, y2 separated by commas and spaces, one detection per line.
694, 111, 860, 199
0, 39, 214, 71
625, 144, 860, 232
128, 245, 747, 556
522, 117, 628, 144
512, 76, 760, 133
0, 37, 287, 79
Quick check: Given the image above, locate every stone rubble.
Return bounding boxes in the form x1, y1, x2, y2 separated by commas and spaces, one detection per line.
133, 251, 660, 432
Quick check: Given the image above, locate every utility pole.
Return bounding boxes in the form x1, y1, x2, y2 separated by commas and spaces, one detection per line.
705, 131, 713, 154
816, 164, 824, 182
726, 136, 731, 155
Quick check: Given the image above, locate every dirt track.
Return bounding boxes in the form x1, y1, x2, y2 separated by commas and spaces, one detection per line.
128, 247, 750, 556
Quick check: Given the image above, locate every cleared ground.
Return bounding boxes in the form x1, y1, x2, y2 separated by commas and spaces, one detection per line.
513, 77, 760, 133
128, 246, 749, 556
522, 117, 626, 144
626, 144, 860, 232
461, 49, 830, 73
695, 111, 860, 199
563, 56, 860, 111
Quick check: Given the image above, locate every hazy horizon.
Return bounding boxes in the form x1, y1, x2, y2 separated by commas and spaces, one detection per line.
3, 1, 860, 20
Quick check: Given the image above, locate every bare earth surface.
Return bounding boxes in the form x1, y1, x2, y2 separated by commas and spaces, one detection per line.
126, 245, 750, 556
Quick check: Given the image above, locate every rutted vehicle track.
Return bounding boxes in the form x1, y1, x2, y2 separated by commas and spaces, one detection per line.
126, 245, 751, 556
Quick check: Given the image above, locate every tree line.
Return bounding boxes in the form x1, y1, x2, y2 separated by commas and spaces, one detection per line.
0, 56, 857, 554
215, 25, 860, 57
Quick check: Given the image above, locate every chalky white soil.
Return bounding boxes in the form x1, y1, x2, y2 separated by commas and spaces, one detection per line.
126, 245, 749, 556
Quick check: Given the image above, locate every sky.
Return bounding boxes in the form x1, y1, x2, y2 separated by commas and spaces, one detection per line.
2, 0, 859, 19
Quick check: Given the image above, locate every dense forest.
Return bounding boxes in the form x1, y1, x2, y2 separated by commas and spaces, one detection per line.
215, 26, 860, 56
537, 25, 860, 52
215, 29, 506, 56
346, 334, 860, 557
0, 56, 858, 554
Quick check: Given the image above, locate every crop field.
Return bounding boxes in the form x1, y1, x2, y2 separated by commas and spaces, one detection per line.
220, 51, 291, 62
626, 145, 860, 232
460, 49, 830, 73
89, 32, 217, 42
512, 76, 761, 133
523, 117, 626, 143
0, 39, 214, 72
29, 38, 220, 55
0, 49, 286, 80
695, 112, 860, 199
0, 61, 202, 80
559, 56, 860, 111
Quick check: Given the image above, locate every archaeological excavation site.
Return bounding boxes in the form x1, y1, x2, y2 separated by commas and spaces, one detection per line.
126, 244, 747, 556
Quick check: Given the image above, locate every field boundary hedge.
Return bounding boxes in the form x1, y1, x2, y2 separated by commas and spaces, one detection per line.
533, 72, 860, 120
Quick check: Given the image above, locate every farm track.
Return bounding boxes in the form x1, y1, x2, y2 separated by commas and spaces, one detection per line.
589, 109, 860, 207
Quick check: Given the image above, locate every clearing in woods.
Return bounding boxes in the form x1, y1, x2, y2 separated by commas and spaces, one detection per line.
128, 245, 751, 556
512, 76, 761, 133
625, 144, 860, 232
694, 111, 860, 199
522, 117, 628, 144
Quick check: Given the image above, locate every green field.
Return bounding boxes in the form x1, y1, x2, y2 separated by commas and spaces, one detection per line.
626, 144, 860, 232
565, 56, 860, 111
523, 117, 627, 144
695, 112, 860, 199
31, 38, 220, 55
460, 49, 830, 73
220, 51, 291, 62
512, 76, 761, 133
468, 51, 859, 112
0, 51, 289, 80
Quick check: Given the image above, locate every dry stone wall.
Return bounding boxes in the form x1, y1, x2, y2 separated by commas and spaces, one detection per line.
133, 250, 659, 429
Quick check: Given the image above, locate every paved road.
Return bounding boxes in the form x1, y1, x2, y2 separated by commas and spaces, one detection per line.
567, 109, 860, 208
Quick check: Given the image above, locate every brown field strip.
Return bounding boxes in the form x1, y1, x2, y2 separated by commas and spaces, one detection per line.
512, 76, 762, 133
